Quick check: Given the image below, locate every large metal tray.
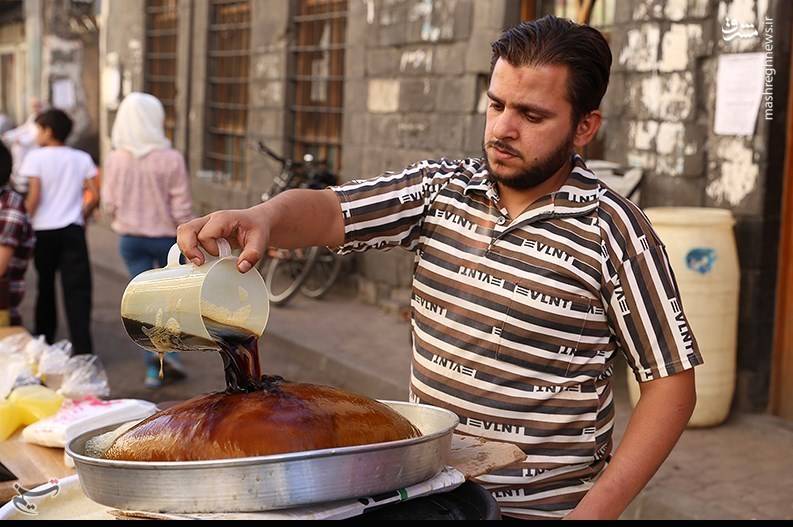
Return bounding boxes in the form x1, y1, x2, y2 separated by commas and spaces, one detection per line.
66, 401, 459, 513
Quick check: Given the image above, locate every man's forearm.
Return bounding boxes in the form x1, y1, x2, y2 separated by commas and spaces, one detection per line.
255, 188, 345, 250
567, 370, 696, 519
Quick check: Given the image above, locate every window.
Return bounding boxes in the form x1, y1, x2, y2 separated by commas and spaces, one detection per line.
289, 0, 347, 173
205, 0, 251, 185
144, 0, 179, 143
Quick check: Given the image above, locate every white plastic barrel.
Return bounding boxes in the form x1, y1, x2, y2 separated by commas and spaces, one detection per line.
626, 207, 740, 427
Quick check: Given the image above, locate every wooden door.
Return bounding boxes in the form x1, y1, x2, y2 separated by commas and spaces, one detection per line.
770, 38, 793, 420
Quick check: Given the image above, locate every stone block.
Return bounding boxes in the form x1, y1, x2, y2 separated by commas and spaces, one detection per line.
247, 108, 284, 141
340, 144, 365, 181
632, 0, 666, 20
433, 42, 468, 76
250, 81, 284, 108
345, 45, 366, 79
399, 47, 435, 76
688, 0, 714, 18
628, 72, 695, 121
379, 22, 407, 47
472, 0, 511, 32
463, 113, 486, 155
660, 22, 713, 72
618, 23, 661, 72
368, 79, 400, 113
252, 53, 283, 80
342, 111, 368, 146
466, 30, 497, 73
452, 0, 474, 41
704, 136, 763, 213
435, 114, 466, 153
665, 0, 688, 20
601, 72, 626, 118
436, 75, 478, 113
396, 114, 435, 150
343, 79, 368, 116
399, 78, 436, 112
366, 47, 401, 77
367, 113, 401, 148
628, 120, 660, 150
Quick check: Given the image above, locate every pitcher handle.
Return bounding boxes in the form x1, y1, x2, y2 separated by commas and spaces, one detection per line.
166, 239, 232, 268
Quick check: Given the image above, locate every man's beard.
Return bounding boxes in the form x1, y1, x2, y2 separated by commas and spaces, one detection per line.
483, 134, 575, 190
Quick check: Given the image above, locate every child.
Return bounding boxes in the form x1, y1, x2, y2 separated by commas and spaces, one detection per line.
0, 141, 35, 326
19, 109, 99, 355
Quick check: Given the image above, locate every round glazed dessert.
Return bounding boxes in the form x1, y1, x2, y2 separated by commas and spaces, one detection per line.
102, 377, 421, 461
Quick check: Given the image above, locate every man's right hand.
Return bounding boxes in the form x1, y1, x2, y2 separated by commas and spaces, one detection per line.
176, 208, 269, 273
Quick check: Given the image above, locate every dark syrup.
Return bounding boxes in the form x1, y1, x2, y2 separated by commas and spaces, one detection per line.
122, 316, 282, 393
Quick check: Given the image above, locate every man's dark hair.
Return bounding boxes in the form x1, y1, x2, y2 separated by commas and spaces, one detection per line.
0, 140, 11, 187
490, 15, 612, 123
35, 108, 73, 143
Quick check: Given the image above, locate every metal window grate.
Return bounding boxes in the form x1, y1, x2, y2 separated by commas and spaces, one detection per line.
144, 0, 179, 143
204, 0, 251, 185
289, 0, 347, 173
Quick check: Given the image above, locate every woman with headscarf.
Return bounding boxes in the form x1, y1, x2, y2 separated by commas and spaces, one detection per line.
102, 92, 193, 388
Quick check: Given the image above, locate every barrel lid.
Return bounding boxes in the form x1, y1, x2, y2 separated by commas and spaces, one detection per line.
644, 207, 735, 227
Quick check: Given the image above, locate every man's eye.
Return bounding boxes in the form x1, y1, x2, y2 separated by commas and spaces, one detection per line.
489, 102, 503, 111
525, 114, 542, 123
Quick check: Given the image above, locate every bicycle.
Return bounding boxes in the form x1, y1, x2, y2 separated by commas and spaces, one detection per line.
251, 141, 343, 306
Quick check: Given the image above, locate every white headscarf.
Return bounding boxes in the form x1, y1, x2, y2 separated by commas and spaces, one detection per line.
111, 92, 171, 158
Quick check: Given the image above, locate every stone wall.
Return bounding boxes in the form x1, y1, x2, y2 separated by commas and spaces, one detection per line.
339, 0, 515, 304
603, 0, 791, 410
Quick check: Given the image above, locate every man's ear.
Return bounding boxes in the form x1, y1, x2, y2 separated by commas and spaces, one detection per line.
573, 110, 602, 149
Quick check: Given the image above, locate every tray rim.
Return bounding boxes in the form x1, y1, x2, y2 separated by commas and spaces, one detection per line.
65, 400, 459, 470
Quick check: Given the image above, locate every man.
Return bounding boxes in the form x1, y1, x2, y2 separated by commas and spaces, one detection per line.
0, 141, 35, 326
19, 109, 99, 355
177, 16, 702, 519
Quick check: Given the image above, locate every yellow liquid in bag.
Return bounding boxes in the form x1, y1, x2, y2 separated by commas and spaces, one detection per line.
7, 385, 64, 425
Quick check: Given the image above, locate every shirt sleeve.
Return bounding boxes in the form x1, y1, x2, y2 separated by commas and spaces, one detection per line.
83, 154, 99, 180
0, 205, 27, 249
169, 154, 194, 225
329, 159, 459, 254
18, 151, 39, 178
602, 243, 704, 382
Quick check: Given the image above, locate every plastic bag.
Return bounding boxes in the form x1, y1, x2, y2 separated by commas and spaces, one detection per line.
0, 348, 37, 400
0, 332, 31, 354
37, 340, 73, 391
57, 355, 110, 400
23, 336, 50, 374
23, 398, 156, 448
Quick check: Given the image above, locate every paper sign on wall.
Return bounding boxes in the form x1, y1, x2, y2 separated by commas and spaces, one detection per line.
714, 53, 765, 136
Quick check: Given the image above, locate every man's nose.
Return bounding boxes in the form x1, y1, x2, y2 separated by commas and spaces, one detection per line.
490, 109, 519, 141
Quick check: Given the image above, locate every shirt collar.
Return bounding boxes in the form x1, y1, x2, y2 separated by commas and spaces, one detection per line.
464, 155, 601, 219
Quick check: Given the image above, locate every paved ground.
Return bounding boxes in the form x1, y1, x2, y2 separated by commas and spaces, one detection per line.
14, 222, 793, 520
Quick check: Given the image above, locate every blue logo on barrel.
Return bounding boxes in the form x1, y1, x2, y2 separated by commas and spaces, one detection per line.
686, 248, 717, 275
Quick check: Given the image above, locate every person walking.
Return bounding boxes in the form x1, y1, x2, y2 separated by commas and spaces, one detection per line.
20, 109, 98, 355
102, 92, 193, 388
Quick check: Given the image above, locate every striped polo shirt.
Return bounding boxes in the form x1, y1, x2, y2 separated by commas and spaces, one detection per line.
331, 156, 703, 519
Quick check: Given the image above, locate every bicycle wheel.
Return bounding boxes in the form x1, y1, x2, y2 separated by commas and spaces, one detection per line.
260, 247, 318, 306
300, 247, 342, 299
